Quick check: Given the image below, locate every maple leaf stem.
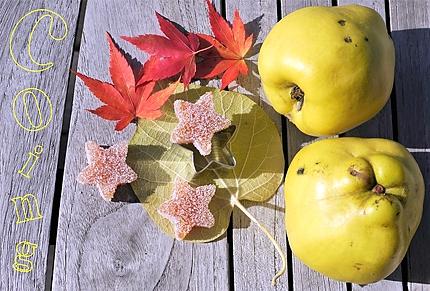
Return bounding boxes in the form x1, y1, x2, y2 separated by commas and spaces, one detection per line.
230, 195, 287, 286
194, 44, 214, 55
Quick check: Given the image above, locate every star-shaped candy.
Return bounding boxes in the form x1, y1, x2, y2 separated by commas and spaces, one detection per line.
77, 141, 138, 201
158, 179, 216, 240
171, 92, 231, 156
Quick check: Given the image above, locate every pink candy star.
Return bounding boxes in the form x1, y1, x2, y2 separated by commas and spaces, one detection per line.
158, 179, 216, 240
77, 141, 138, 201
171, 92, 231, 156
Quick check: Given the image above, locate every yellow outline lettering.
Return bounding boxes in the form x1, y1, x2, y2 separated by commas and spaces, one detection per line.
13, 241, 38, 273
17, 145, 44, 179
9, 8, 68, 73
11, 194, 43, 224
12, 88, 53, 132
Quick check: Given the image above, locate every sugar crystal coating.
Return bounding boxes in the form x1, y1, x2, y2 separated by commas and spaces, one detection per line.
77, 141, 138, 201
171, 92, 231, 156
158, 179, 216, 240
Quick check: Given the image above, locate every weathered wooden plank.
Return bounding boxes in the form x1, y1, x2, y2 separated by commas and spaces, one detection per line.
279, 1, 346, 290
388, 0, 430, 290
337, 1, 403, 290
0, 1, 80, 290
224, 1, 289, 290
52, 1, 230, 290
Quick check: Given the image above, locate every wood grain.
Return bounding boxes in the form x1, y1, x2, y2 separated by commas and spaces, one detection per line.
338, 1, 403, 290
52, 1, 229, 290
279, 1, 346, 290
0, 1, 80, 290
224, 0, 289, 290
388, 0, 430, 290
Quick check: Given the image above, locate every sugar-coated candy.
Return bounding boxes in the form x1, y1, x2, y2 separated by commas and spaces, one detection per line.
158, 179, 216, 240
77, 141, 138, 201
171, 92, 231, 156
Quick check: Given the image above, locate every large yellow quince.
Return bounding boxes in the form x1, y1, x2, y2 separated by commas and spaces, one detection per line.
258, 5, 395, 136
284, 138, 424, 284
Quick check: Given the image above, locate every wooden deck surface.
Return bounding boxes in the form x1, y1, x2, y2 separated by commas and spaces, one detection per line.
0, 0, 429, 290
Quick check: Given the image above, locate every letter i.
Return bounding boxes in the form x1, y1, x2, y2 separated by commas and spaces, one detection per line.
18, 145, 43, 179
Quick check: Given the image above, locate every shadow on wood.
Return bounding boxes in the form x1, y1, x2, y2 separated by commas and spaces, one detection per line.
391, 28, 430, 285
112, 184, 141, 203
245, 14, 264, 44
108, 33, 144, 80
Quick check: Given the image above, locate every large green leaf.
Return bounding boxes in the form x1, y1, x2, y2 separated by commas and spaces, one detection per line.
128, 85, 284, 242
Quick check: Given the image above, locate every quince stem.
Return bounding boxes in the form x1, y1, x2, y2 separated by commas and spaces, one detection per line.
372, 184, 386, 194
231, 195, 287, 286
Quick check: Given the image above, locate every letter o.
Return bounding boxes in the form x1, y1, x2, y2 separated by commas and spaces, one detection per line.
12, 88, 53, 132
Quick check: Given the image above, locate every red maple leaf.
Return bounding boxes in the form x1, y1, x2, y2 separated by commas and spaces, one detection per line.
196, 0, 253, 89
122, 13, 210, 88
76, 32, 178, 131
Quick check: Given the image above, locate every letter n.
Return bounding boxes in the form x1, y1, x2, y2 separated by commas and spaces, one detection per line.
11, 194, 42, 224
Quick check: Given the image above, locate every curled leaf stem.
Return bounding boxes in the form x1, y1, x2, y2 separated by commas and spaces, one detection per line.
230, 195, 287, 286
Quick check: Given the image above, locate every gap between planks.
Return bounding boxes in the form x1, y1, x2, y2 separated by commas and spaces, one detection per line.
45, 0, 88, 289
